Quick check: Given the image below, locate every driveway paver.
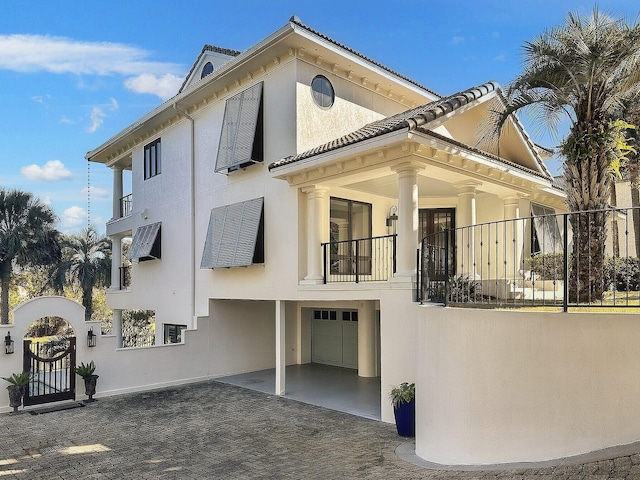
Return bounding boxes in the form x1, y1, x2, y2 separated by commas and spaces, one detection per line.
0, 381, 638, 479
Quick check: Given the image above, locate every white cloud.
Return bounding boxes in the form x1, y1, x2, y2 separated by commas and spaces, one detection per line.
124, 73, 184, 101
60, 205, 87, 232
0, 34, 182, 76
0, 34, 184, 100
451, 36, 465, 45
87, 106, 106, 133
21, 160, 72, 182
81, 186, 109, 198
59, 116, 74, 124
493, 54, 506, 62
32, 95, 44, 103
109, 97, 119, 110
42, 196, 52, 206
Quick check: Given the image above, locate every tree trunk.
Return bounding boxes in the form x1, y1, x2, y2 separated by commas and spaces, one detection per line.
82, 287, 93, 322
0, 261, 11, 324
610, 180, 619, 257
569, 210, 607, 302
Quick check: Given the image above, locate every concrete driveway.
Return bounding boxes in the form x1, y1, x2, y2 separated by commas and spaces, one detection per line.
1, 381, 638, 479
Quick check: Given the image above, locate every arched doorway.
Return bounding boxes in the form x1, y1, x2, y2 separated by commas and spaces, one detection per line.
23, 316, 76, 406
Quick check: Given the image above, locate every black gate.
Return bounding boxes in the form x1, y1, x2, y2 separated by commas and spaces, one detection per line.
23, 337, 76, 406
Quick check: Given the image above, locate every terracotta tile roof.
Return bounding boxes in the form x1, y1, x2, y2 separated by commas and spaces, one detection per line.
290, 17, 439, 99
268, 82, 498, 170
178, 44, 242, 94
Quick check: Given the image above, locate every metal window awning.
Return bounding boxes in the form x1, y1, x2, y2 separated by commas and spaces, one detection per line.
215, 82, 263, 172
201, 197, 263, 268
127, 222, 161, 260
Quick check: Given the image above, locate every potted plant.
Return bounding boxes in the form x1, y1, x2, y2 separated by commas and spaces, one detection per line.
389, 382, 415, 437
3, 372, 31, 413
74, 361, 99, 402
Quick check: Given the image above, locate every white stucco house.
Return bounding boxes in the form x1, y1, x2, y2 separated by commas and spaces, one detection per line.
83, 17, 640, 466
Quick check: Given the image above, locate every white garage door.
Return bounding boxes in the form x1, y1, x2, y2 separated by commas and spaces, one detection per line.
312, 310, 358, 369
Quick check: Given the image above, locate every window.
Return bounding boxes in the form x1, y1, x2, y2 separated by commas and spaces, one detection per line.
215, 82, 264, 173
201, 197, 264, 269
164, 324, 187, 344
144, 139, 161, 180
329, 198, 372, 275
311, 75, 334, 108
201, 62, 214, 79
313, 309, 337, 320
530, 203, 562, 254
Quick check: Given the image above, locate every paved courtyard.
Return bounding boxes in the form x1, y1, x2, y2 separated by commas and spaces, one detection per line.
1, 381, 640, 479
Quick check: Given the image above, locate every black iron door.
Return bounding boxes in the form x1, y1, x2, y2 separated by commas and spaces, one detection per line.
23, 337, 76, 406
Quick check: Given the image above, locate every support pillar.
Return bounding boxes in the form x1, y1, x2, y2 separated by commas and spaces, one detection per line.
112, 166, 123, 220
502, 196, 522, 280
392, 162, 424, 278
275, 300, 286, 396
455, 181, 481, 277
109, 234, 123, 290
302, 186, 329, 283
357, 301, 377, 377
113, 309, 123, 348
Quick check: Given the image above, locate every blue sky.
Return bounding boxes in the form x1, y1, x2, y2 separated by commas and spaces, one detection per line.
0, 1, 638, 235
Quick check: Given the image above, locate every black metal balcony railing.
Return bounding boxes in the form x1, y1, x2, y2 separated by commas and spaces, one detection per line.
417, 207, 640, 311
120, 194, 132, 218
119, 265, 131, 290
322, 234, 396, 283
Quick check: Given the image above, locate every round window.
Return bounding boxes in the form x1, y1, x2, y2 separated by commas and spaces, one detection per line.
311, 75, 334, 108
201, 62, 214, 79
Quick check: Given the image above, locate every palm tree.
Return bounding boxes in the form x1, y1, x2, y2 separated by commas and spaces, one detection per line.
0, 189, 61, 324
492, 9, 640, 301
623, 101, 640, 256
52, 226, 111, 322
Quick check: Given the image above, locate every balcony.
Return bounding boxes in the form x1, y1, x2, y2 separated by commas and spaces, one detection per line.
120, 194, 132, 218
322, 234, 396, 283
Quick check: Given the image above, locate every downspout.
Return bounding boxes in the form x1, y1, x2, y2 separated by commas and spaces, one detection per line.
172, 103, 196, 325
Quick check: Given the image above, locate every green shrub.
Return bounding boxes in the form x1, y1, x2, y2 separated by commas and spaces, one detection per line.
389, 382, 415, 408
604, 256, 640, 291
448, 275, 482, 303
2, 371, 32, 386
74, 361, 96, 377
527, 253, 565, 280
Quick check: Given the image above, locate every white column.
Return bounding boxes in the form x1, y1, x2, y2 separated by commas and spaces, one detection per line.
392, 162, 423, 278
302, 186, 329, 283
357, 301, 376, 377
455, 181, 481, 277
113, 309, 123, 348
110, 234, 122, 290
503, 196, 521, 280
112, 166, 123, 219
275, 300, 286, 396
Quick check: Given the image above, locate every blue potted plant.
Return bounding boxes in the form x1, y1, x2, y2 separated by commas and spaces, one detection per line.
389, 382, 415, 437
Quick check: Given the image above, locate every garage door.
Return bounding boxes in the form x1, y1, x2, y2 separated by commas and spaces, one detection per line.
312, 310, 358, 369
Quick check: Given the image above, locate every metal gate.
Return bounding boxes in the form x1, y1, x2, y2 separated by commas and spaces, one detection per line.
23, 337, 76, 406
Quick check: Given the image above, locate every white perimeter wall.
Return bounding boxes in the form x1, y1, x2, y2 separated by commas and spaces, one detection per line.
416, 306, 640, 465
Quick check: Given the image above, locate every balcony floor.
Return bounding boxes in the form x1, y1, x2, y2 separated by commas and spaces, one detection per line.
216, 363, 381, 420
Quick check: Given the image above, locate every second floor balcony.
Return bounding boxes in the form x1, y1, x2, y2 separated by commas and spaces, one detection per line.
322, 234, 396, 283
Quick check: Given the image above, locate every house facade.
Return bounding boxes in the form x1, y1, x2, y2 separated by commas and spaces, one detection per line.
86, 17, 571, 462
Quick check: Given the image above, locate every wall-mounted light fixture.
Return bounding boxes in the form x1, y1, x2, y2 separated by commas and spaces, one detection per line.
4, 332, 14, 355
386, 205, 398, 235
87, 328, 97, 348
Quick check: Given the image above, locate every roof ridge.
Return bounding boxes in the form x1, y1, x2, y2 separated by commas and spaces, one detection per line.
289, 17, 440, 99
178, 44, 243, 94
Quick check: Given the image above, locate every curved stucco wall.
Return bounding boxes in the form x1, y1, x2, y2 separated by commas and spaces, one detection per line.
416, 306, 640, 465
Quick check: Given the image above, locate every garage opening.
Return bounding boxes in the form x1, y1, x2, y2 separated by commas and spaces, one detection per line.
311, 309, 358, 369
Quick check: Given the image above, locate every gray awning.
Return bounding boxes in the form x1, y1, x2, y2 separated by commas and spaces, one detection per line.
127, 222, 161, 260
215, 82, 263, 172
201, 197, 264, 268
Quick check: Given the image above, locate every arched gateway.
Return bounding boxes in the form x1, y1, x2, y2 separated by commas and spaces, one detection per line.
11, 297, 86, 406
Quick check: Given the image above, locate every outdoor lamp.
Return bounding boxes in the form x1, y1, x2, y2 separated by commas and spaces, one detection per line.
87, 328, 97, 348
4, 332, 14, 354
